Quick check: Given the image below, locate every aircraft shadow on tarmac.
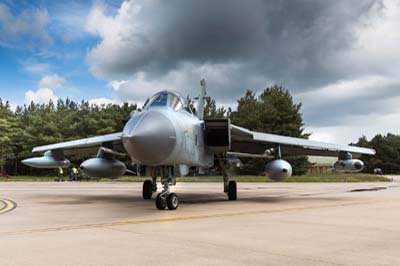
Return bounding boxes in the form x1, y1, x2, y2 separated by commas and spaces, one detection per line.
36, 192, 345, 208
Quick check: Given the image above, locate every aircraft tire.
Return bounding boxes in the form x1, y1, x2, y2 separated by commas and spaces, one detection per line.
155, 193, 167, 210
142, 180, 153, 199
166, 193, 179, 210
228, 181, 237, 200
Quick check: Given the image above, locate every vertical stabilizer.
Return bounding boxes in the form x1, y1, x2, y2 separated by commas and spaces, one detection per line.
196, 79, 207, 120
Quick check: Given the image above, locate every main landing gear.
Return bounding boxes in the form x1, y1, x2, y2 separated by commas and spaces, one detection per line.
142, 175, 157, 200
223, 174, 237, 201
226, 180, 237, 200
142, 166, 178, 210
218, 155, 237, 201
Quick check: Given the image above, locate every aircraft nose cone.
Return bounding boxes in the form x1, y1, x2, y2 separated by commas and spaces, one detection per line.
122, 112, 176, 165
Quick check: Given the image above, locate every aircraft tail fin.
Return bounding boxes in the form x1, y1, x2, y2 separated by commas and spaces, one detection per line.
195, 79, 207, 120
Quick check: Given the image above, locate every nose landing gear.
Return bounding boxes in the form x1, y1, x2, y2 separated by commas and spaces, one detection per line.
166, 193, 179, 210
156, 191, 178, 210
153, 166, 178, 210
155, 193, 167, 209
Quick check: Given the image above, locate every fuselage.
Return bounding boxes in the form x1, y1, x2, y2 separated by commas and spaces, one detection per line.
121, 91, 214, 168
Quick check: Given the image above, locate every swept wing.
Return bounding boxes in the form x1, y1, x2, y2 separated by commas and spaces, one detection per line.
230, 125, 375, 158
32, 132, 124, 155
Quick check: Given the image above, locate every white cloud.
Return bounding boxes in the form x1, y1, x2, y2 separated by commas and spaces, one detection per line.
88, 97, 116, 106
8, 102, 17, 112
295, 0, 400, 143
349, 0, 400, 75
307, 130, 337, 143
0, 3, 51, 46
25, 88, 58, 105
25, 74, 64, 104
38, 74, 64, 90
21, 61, 51, 75
295, 75, 398, 102
50, 2, 89, 43
107, 80, 128, 91
104, 62, 268, 104
85, 0, 145, 79
306, 112, 400, 144
296, 75, 400, 144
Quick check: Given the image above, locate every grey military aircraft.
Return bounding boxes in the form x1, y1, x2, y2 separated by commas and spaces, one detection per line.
22, 79, 376, 210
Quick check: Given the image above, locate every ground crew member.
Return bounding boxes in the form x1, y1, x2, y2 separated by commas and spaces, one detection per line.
72, 166, 79, 181
57, 167, 64, 182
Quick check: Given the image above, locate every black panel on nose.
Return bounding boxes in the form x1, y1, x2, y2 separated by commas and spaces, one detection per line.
355, 161, 363, 170
122, 112, 176, 165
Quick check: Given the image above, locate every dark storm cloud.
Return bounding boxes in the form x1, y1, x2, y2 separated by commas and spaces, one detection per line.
301, 92, 400, 127
296, 77, 400, 126
87, 0, 399, 132
88, 0, 381, 85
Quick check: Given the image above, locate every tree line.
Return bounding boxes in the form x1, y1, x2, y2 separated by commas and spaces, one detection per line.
0, 85, 394, 176
355, 134, 400, 174
0, 99, 137, 175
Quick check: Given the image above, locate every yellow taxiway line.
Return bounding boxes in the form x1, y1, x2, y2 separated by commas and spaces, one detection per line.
0, 199, 382, 237
0, 198, 17, 215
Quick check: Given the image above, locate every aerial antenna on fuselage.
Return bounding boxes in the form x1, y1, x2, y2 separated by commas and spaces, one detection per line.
195, 79, 208, 120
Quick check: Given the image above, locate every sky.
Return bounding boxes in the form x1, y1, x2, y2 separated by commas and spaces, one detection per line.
0, 0, 399, 145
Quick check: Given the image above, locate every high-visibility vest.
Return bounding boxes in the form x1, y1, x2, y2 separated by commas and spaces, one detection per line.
59, 168, 63, 175
72, 167, 79, 174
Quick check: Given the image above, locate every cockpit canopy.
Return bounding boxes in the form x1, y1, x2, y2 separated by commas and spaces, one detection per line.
145, 91, 191, 112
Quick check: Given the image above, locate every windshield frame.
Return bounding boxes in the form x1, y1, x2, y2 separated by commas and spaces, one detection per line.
145, 91, 192, 113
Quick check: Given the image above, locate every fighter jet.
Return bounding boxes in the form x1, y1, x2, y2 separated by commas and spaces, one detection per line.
22, 80, 375, 210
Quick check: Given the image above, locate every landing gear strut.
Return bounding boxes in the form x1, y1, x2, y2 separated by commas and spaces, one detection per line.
155, 166, 178, 210
218, 155, 237, 201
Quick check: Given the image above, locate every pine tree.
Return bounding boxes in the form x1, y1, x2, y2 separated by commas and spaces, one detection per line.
204, 98, 226, 119
230, 86, 310, 175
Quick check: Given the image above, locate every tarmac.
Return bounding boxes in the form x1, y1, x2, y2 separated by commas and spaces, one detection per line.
1, 181, 400, 266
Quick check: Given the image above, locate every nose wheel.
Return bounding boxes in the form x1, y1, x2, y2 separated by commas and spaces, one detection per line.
167, 193, 179, 210
155, 192, 179, 210
155, 170, 179, 210
144, 166, 178, 210
155, 193, 167, 209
